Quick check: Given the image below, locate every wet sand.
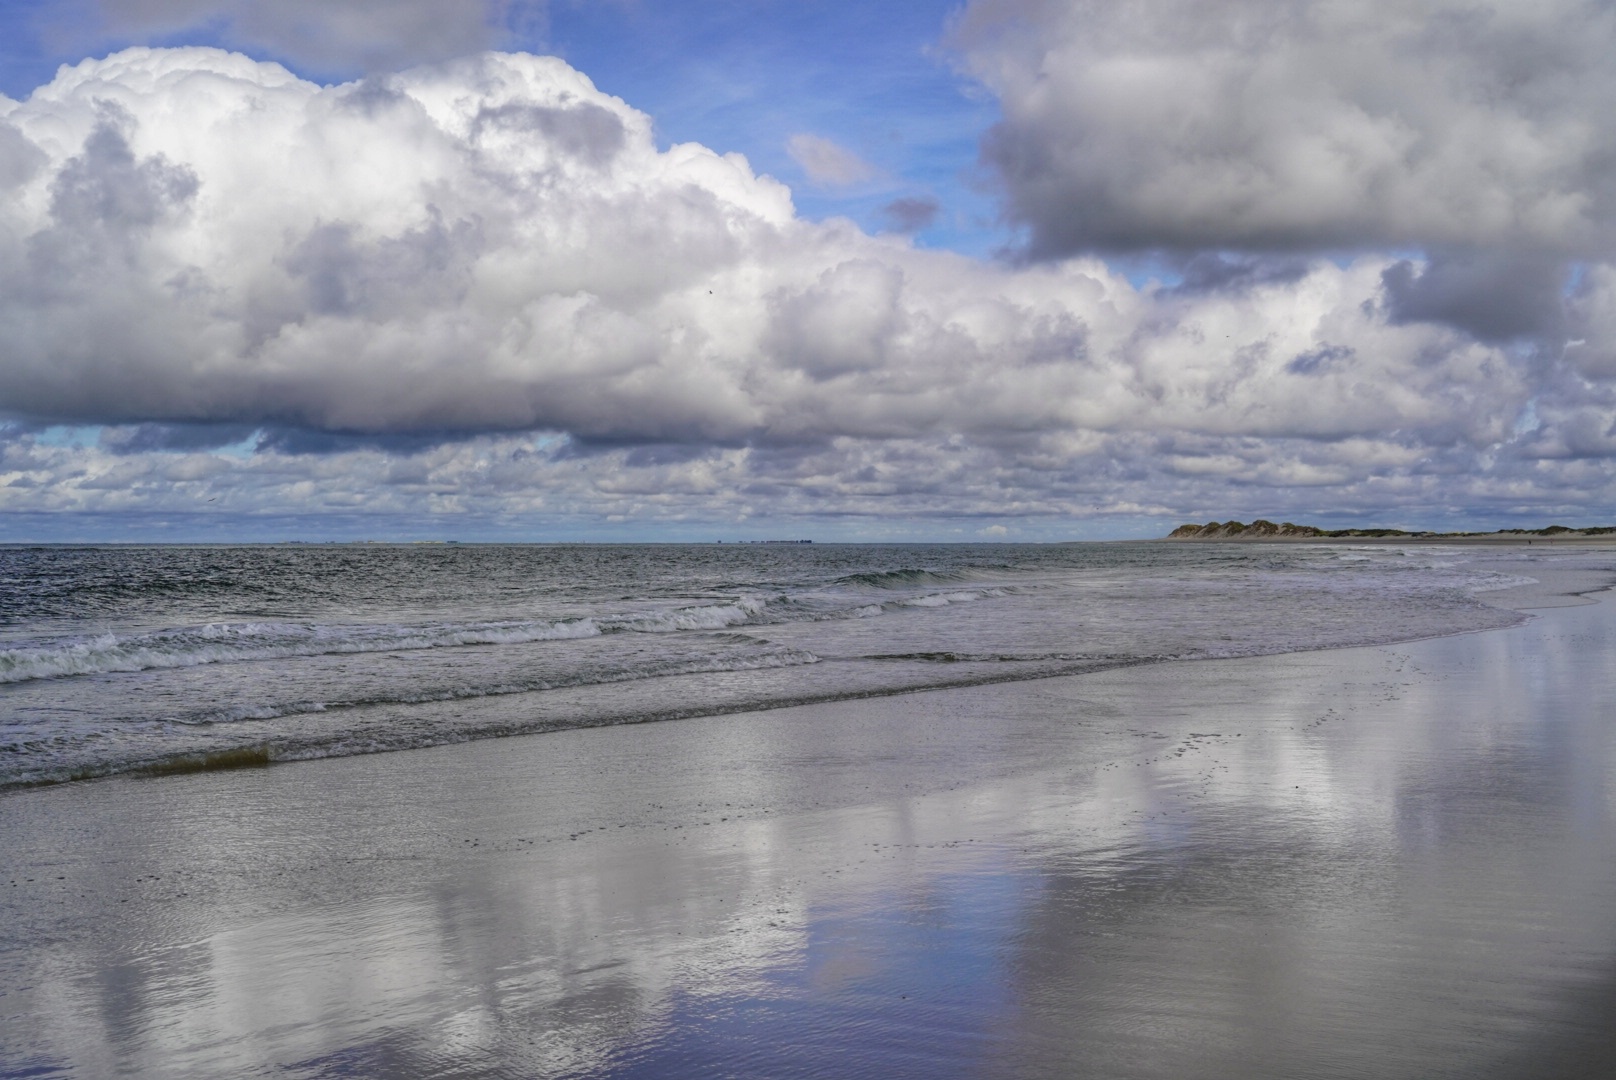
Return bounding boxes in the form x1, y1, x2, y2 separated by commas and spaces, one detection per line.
5, 577, 1616, 1078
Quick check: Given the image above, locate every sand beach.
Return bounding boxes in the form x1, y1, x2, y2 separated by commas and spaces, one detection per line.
4, 562, 1616, 1078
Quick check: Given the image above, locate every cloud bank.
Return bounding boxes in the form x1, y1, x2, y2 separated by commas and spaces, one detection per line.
954, 0, 1616, 257
0, 37, 1613, 533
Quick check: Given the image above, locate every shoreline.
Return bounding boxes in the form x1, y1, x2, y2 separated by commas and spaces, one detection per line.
6, 576, 1616, 1076
6, 550, 1612, 796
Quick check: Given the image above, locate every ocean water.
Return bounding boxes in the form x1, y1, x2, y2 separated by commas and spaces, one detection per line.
0, 542, 1539, 790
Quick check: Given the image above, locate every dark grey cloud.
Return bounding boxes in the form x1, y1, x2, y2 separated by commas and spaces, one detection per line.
1286, 345, 1355, 377
1163, 254, 1312, 298
99, 423, 259, 454
881, 196, 940, 234
954, 0, 1616, 258
251, 428, 485, 457
620, 442, 728, 468
282, 214, 483, 319
475, 102, 627, 168
47, 106, 197, 232
1381, 250, 1569, 343
18, 105, 198, 310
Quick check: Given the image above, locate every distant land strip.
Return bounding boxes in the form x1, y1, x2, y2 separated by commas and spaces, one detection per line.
1166, 520, 1616, 541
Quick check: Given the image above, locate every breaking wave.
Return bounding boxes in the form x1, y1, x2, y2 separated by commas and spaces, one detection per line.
2, 647, 825, 735
0, 596, 775, 684
0, 584, 1017, 686
835, 568, 972, 589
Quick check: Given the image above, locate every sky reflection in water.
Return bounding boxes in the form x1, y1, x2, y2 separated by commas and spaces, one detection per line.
4, 595, 1616, 1078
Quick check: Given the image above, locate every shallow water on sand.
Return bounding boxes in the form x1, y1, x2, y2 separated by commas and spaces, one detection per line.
0, 542, 1555, 789
4, 586, 1616, 1077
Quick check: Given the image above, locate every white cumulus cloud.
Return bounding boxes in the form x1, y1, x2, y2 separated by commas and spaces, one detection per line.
0, 45, 1613, 531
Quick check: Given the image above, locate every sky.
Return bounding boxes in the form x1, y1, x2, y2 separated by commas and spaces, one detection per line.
1, 0, 1615, 542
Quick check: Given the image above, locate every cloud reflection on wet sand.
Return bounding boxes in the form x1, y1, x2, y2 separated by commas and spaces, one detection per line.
4, 595, 1616, 1078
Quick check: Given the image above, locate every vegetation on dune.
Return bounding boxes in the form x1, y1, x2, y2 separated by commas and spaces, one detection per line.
1166, 520, 1616, 540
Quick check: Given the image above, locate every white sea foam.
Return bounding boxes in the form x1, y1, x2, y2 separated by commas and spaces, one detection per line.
0, 596, 780, 684
608, 595, 770, 632
1462, 573, 1541, 593
0, 619, 602, 684
0, 585, 1022, 687
4, 542, 1598, 792
161, 646, 825, 727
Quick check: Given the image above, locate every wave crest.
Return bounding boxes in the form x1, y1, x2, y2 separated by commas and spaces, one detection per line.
0, 595, 777, 684
834, 568, 966, 589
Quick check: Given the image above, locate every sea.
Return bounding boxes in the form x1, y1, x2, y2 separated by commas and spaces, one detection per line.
0, 541, 1545, 792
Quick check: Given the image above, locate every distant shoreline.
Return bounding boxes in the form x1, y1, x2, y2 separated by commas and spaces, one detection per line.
1163, 519, 1616, 544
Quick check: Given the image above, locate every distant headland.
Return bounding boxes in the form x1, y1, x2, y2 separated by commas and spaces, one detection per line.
1165, 520, 1616, 542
